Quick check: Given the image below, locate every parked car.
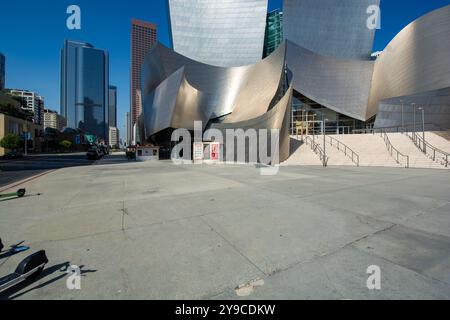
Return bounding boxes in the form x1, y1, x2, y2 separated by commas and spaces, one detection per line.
2, 151, 24, 160
99, 145, 109, 156
86, 148, 102, 160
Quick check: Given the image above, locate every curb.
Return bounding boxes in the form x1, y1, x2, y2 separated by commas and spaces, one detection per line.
0, 170, 56, 193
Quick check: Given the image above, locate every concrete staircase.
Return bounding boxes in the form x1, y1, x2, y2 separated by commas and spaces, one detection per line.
284, 133, 450, 169
324, 134, 400, 167
282, 137, 323, 166
387, 133, 445, 169
313, 137, 358, 166
425, 132, 450, 153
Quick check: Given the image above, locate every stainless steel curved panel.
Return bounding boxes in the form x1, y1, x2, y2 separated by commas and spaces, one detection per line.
283, 0, 379, 60
141, 42, 287, 137
368, 5, 450, 120
287, 41, 374, 121
168, 0, 268, 67
212, 86, 293, 163
374, 87, 450, 130
142, 67, 208, 138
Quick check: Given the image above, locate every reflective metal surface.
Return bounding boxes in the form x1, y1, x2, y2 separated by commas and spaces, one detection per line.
141, 42, 287, 136
287, 41, 374, 121
374, 87, 450, 130
140, 41, 291, 163
168, 0, 268, 67
283, 0, 379, 60
368, 5, 450, 119
212, 86, 293, 163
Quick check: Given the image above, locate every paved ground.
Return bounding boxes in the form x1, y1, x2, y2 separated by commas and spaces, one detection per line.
0, 157, 449, 300
0, 153, 95, 189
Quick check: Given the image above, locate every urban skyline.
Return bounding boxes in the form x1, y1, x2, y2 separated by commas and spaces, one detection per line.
0, 0, 448, 140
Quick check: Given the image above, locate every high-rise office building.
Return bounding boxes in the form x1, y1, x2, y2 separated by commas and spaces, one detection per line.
61, 40, 109, 142
109, 85, 117, 127
263, 9, 283, 58
0, 53, 5, 90
8, 89, 44, 125
131, 19, 157, 126
125, 111, 131, 146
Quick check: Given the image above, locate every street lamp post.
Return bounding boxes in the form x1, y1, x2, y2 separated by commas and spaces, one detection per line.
412, 103, 416, 139
400, 100, 404, 132
419, 107, 426, 153
323, 117, 328, 167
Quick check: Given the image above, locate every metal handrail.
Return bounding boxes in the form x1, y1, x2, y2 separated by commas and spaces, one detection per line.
379, 131, 410, 168
326, 136, 360, 167
352, 128, 409, 168
305, 136, 328, 167
405, 132, 449, 167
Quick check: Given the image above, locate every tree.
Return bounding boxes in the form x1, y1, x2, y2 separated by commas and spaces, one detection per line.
0, 133, 23, 151
59, 140, 73, 152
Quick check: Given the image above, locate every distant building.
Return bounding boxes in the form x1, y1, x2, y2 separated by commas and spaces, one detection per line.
0, 53, 5, 90
109, 126, 119, 148
125, 111, 131, 146
44, 109, 66, 131
108, 85, 117, 128
263, 9, 283, 58
60, 40, 109, 142
7, 89, 44, 125
0, 113, 43, 156
131, 19, 157, 126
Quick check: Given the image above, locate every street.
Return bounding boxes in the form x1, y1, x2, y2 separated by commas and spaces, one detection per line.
0, 153, 94, 189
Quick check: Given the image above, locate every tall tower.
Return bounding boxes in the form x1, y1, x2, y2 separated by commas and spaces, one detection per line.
130, 19, 157, 127
60, 40, 109, 141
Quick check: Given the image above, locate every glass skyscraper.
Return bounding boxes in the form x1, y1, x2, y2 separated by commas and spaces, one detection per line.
108, 85, 117, 128
60, 40, 109, 142
263, 9, 283, 58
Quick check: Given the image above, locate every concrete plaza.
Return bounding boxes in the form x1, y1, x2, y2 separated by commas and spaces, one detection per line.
0, 156, 449, 299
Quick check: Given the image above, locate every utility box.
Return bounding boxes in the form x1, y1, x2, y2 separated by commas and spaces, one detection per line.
136, 146, 160, 161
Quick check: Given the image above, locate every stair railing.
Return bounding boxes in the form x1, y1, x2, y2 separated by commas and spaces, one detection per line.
405, 131, 449, 167
326, 136, 360, 167
305, 136, 328, 167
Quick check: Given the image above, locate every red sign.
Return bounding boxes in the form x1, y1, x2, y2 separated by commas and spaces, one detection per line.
210, 143, 220, 161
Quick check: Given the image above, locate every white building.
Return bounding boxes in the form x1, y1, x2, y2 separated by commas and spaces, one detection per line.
8, 89, 44, 125
109, 126, 119, 148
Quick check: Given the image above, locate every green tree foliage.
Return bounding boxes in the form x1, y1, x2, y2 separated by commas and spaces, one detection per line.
0, 133, 23, 150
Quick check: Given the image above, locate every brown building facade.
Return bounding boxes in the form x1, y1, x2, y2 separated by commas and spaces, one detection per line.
130, 19, 157, 127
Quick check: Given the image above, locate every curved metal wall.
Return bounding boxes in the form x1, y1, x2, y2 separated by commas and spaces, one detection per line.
374, 87, 450, 130
287, 41, 374, 121
212, 86, 293, 163
283, 0, 379, 60
168, 0, 268, 67
368, 5, 450, 120
141, 42, 287, 137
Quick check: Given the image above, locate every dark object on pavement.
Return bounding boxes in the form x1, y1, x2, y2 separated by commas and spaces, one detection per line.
0, 250, 48, 292
0, 239, 30, 256
86, 148, 102, 160
0, 189, 26, 200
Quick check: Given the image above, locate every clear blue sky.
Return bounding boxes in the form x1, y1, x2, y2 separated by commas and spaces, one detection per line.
1, 0, 448, 138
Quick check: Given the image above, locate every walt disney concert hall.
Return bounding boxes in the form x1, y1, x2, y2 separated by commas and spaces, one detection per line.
138, 0, 450, 163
